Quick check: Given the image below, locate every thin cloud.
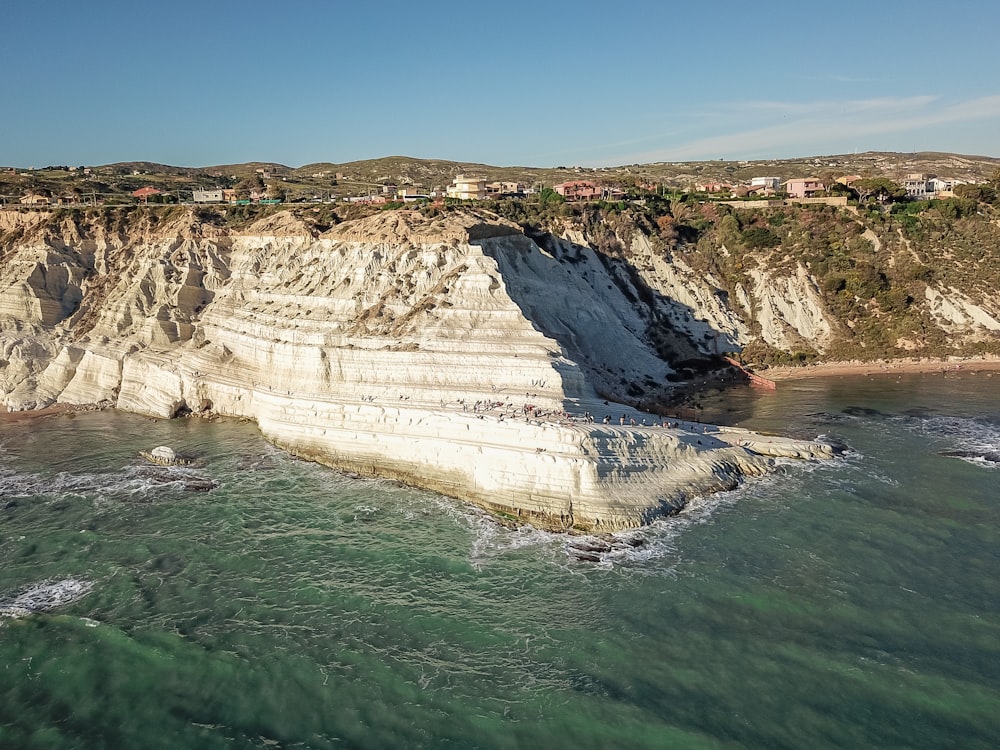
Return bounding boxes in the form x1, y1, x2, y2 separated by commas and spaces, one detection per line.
794, 74, 890, 84
612, 95, 1000, 163
704, 95, 938, 117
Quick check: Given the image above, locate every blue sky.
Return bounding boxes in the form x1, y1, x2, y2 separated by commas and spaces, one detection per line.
3, 0, 998, 168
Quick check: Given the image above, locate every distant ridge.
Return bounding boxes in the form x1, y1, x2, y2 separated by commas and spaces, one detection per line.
4, 151, 997, 205
20, 150, 1000, 181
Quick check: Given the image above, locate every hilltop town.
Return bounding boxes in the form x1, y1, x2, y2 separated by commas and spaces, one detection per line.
2, 151, 997, 209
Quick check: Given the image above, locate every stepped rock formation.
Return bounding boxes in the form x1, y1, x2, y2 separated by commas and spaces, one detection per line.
0, 207, 835, 531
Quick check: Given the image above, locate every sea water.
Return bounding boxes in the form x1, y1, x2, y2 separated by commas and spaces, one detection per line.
1, 371, 998, 749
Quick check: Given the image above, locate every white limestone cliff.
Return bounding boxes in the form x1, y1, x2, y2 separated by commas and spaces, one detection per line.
0, 208, 836, 531
924, 286, 1000, 332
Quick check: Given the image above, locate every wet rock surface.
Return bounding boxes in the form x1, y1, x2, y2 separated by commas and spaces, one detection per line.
566, 534, 647, 562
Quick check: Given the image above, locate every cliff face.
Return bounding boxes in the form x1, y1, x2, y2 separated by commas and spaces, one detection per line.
0, 208, 692, 413
552, 202, 1000, 365
0, 206, 840, 530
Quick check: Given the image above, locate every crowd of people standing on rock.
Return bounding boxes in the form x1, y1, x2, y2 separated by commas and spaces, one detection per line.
443, 396, 695, 431
346, 389, 715, 434
351, 393, 702, 432
615, 414, 682, 428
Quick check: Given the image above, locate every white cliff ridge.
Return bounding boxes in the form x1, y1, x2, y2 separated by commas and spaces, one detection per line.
0, 208, 832, 531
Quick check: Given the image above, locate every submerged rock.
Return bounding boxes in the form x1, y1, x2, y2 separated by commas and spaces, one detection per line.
139, 446, 198, 467
842, 406, 888, 418
138, 466, 219, 493
182, 477, 218, 491
940, 449, 1000, 466
565, 533, 648, 562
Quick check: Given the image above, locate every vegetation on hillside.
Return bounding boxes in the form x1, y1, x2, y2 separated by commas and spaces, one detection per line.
5, 167, 1000, 367
478, 183, 1000, 365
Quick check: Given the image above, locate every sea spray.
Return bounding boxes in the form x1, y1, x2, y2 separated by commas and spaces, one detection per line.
0, 578, 94, 619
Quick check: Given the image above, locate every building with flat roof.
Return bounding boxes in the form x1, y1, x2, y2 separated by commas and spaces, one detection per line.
19, 193, 51, 205
192, 189, 224, 203
446, 175, 487, 201
749, 176, 781, 192
784, 178, 825, 199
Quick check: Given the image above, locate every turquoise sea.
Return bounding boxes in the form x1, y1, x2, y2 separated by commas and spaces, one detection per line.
2, 371, 999, 749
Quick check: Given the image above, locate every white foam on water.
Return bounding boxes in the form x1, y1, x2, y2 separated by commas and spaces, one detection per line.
952, 454, 1000, 468
467, 522, 562, 570
389, 449, 862, 573
0, 578, 94, 619
0, 460, 222, 505
456, 475, 759, 573
351, 504, 381, 522
593, 488, 752, 572
556, 451, 865, 573
896, 414, 1000, 469
383, 490, 564, 571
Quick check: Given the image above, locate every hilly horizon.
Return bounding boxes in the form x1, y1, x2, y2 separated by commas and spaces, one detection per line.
5, 150, 998, 206
12, 149, 1000, 178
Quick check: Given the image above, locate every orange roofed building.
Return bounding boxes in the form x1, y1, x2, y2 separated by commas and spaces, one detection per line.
132, 187, 162, 202
553, 180, 601, 201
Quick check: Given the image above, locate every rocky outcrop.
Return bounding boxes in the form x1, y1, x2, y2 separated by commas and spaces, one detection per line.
742, 265, 833, 352
0, 207, 835, 530
924, 286, 1000, 332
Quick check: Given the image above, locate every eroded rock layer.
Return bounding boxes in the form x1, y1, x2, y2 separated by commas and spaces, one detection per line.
0, 208, 832, 530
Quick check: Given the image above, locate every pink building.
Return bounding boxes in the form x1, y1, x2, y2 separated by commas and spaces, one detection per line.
784, 178, 826, 199
553, 180, 601, 201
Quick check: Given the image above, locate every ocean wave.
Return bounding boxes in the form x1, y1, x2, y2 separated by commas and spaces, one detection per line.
452, 450, 866, 573
561, 451, 871, 571
468, 522, 562, 569
0, 578, 94, 619
896, 414, 1000, 469
0, 463, 219, 503
564, 482, 758, 571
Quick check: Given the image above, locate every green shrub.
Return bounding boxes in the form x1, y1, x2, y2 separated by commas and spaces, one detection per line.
822, 275, 847, 294
740, 226, 780, 249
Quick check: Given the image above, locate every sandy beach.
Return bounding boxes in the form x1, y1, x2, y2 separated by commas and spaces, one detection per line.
762, 356, 1000, 381
0, 403, 76, 425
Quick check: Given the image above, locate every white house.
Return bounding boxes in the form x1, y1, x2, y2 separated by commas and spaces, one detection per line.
192, 189, 224, 203
446, 175, 487, 201
749, 176, 781, 192
903, 173, 932, 199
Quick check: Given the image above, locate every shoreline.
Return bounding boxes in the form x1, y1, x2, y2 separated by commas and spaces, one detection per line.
0, 403, 107, 424
0, 402, 78, 424
760, 356, 1000, 382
